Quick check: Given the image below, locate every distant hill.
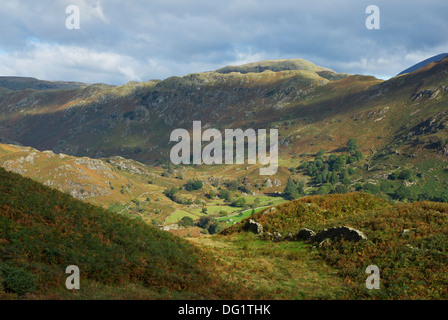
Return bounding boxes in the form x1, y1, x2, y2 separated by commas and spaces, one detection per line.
0, 76, 87, 91
216, 58, 332, 73
397, 53, 448, 76
216, 58, 349, 80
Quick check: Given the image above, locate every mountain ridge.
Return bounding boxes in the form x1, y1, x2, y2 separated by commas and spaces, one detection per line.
397, 53, 448, 76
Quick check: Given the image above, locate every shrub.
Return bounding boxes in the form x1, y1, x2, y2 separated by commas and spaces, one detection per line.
231, 197, 247, 208
208, 222, 223, 235
185, 179, 203, 191
398, 169, 413, 180
219, 210, 228, 217
0, 265, 37, 296
332, 184, 348, 194
179, 216, 194, 227
219, 189, 231, 201
163, 187, 179, 200
362, 182, 380, 194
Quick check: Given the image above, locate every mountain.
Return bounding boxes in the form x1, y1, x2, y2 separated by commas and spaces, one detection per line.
0, 76, 88, 91
216, 58, 349, 80
0, 60, 350, 162
397, 53, 448, 76
1, 57, 448, 300
0, 57, 447, 212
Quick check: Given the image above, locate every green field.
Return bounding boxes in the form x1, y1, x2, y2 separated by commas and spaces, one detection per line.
217, 207, 266, 224
165, 209, 203, 224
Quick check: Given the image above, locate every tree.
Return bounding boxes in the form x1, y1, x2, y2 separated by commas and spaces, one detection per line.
179, 216, 194, 227
393, 185, 412, 201
283, 177, 300, 200
329, 172, 340, 185
231, 197, 247, 208
219, 189, 231, 201
332, 184, 348, 194
331, 155, 346, 171
316, 149, 325, 157
163, 187, 179, 200
398, 169, 412, 181
346, 138, 359, 154
207, 190, 216, 199
440, 192, 448, 203
208, 222, 223, 235
196, 216, 215, 228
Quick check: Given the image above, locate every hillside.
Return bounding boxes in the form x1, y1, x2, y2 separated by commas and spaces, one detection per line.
397, 54, 448, 76
1, 151, 447, 299
220, 192, 448, 299
0, 166, 254, 299
216, 58, 349, 81
0, 57, 446, 174
0, 57, 447, 229
0, 58, 355, 163
0, 76, 87, 91
0, 143, 182, 224
0, 143, 289, 228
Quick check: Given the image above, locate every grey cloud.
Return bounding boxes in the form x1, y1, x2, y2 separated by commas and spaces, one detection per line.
0, 0, 447, 84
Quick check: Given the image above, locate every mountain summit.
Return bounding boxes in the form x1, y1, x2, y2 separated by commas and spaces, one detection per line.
216, 58, 333, 74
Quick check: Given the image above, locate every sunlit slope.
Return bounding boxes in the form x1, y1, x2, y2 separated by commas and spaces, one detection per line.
221, 192, 448, 299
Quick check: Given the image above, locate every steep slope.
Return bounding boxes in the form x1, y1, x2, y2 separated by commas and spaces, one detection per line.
0, 59, 348, 163
397, 53, 448, 76
0, 166, 250, 299
0, 143, 202, 224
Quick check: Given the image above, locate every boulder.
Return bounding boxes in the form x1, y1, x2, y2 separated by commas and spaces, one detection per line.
264, 179, 273, 188
296, 228, 316, 241
313, 226, 367, 242
244, 219, 263, 235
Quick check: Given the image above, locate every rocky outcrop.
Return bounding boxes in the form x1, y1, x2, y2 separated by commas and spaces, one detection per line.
160, 224, 180, 231
75, 158, 111, 171
312, 226, 367, 242
244, 219, 263, 235
295, 228, 316, 241
259, 226, 366, 244
265, 231, 283, 242
264, 178, 282, 188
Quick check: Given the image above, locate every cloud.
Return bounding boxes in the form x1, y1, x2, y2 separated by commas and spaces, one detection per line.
0, 0, 447, 84
0, 42, 142, 83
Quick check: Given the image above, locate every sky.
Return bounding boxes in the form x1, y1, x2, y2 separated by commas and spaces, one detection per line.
0, 0, 447, 85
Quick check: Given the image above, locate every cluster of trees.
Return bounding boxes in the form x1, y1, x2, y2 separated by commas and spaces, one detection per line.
163, 186, 204, 205
195, 216, 223, 234
300, 140, 362, 188
284, 139, 364, 198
